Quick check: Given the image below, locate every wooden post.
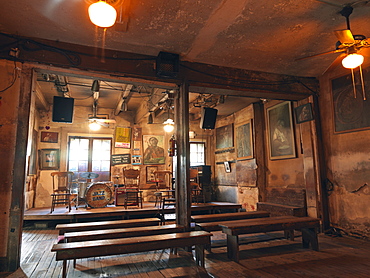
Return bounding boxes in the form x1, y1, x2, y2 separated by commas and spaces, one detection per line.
175, 82, 191, 230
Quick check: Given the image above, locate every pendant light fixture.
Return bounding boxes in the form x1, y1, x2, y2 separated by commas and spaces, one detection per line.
88, 1, 117, 28
163, 118, 175, 133
342, 53, 364, 69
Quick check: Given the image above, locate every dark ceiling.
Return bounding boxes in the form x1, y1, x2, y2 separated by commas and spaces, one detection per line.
2, 0, 370, 116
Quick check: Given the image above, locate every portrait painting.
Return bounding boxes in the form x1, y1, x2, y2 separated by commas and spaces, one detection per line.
331, 70, 370, 133
40, 131, 58, 143
267, 101, 296, 160
143, 135, 165, 164
236, 121, 253, 160
39, 149, 60, 170
294, 103, 314, 124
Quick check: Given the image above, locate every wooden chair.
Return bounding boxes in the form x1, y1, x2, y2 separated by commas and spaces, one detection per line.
190, 168, 205, 203
152, 170, 172, 207
122, 168, 140, 188
50, 172, 74, 213
160, 197, 176, 224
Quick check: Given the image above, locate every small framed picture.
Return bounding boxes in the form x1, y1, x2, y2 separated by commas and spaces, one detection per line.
146, 166, 158, 182
39, 149, 60, 170
224, 161, 231, 173
294, 103, 314, 124
40, 132, 58, 143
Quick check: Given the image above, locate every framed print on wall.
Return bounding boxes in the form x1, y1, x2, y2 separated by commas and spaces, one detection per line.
146, 166, 158, 182
266, 101, 296, 160
143, 135, 165, 164
236, 120, 253, 160
39, 149, 60, 170
40, 131, 58, 143
216, 124, 234, 150
294, 103, 314, 124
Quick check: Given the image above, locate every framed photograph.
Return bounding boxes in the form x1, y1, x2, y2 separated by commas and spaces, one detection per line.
236, 120, 253, 160
216, 124, 234, 149
267, 101, 296, 160
224, 161, 231, 173
143, 135, 165, 164
40, 131, 58, 143
294, 103, 314, 124
146, 166, 158, 182
115, 127, 131, 148
39, 149, 60, 170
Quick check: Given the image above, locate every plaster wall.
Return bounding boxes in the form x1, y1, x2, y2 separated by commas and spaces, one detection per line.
320, 69, 370, 239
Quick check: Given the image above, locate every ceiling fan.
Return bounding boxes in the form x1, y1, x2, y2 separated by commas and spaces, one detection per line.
88, 80, 116, 130
298, 3, 370, 70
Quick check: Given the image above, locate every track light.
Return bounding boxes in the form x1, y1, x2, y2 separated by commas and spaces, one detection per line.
88, 1, 117, 28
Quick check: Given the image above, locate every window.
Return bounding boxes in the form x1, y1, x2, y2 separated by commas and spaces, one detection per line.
68, 136, 112, 181
190, 142, 205, 166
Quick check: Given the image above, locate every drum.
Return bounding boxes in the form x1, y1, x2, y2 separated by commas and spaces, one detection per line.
85, 182, 113, 208
78, 182, 89, 199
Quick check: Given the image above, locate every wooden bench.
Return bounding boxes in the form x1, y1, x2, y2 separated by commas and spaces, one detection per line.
257, 188, 307, 217
64, 224, 185, 242
51, 231, 212, 278
219, 216, 320, 262
55, 217, 160, 235
194, 211, 270, 232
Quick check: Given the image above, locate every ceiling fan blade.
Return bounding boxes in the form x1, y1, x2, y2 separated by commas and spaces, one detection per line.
322, 53, 346, 75
295, 49, 345, 61
358, 46, 370, 57
88, 117, 116, 123
334, 29, 355, 44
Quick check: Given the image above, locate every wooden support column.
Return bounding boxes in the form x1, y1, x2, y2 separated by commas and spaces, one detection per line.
253, 102, 267, 202
175, 82, 191, 230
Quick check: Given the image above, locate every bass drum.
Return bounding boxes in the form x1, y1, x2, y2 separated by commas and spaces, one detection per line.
85, 182, 113, 208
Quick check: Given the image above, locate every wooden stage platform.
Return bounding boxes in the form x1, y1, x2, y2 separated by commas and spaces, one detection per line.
24, 202, 242, 222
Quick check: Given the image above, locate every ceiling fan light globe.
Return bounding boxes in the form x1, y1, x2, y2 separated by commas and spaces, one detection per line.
89, 121, 101, 131
163, 119, 175, 132
88, 1, 117, 28
342, 53, 364, 69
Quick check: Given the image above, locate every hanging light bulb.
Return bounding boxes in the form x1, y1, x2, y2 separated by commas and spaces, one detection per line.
163, 118, 175, 132
342, 53, 364, 69
89, 121, 101, 131
88, 1, 117, 28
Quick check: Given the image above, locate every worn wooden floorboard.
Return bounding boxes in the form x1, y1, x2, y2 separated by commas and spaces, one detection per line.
9, 227, 370, 277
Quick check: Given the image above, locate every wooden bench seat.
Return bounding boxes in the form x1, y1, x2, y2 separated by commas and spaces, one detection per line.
64, 224, 185, 242
192, 211, 270, 224
194, 211, 270, 232
55, 217, 160, 235
51, 231, 212, 278
219, 216, 320, 262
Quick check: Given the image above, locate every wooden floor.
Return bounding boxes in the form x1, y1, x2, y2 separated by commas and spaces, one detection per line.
3, 226, 370, 277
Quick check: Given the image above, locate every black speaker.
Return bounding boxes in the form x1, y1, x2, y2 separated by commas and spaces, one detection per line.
52, 96, 74, 123
200, 107, 218, 129
156, 51, 179, 78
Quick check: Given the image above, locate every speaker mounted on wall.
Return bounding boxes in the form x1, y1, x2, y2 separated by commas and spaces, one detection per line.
156, 51, 179, 78
52, 96, 74, 123
200, 107, 218, 129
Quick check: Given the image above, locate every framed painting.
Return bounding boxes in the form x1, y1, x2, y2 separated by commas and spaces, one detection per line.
216, 124, 234, 150
146, 166, 158, 182
331, 71, 370, 133
266, 101, 296, 160
236, 120, 253, 160
40, 131, 58, 143
294, 103, 314, 124
143, 135, 165, 164
39, 149, 60, 170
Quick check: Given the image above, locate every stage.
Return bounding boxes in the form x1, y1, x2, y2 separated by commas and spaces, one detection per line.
23, 202, 242, 223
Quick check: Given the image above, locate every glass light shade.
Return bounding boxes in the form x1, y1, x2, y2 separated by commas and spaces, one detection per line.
89, 121, 101, 131
88, 1, 117, 28
163, 118, 175, 132
342, 53, 364, 69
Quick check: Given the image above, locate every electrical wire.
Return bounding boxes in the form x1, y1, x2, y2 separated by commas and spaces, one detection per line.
0, 60, 19, 93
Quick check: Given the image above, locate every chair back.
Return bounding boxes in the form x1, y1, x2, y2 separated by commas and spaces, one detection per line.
189, 168, 200, 190
154, 170, 172, 189
51, 172, 74, 192
123, 168, 140, 188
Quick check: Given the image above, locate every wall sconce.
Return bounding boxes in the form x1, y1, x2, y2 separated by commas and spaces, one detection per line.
189, 131, 196, 139
163, 118, 174, 132
88, 1, 117, 28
